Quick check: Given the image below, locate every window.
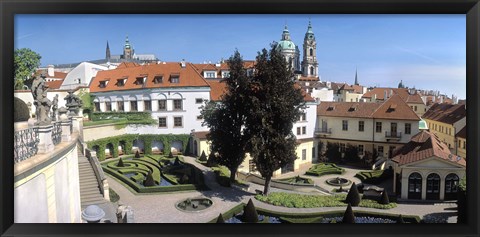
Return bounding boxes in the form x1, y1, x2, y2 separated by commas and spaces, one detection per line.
158, 100, 166, 111
195, 98, 203, 104
173, 99, 183, 110
342, 120, 348, 131
405, 123, 411, 134
378, 146, 384, 155
302, 149, 307, 160
463, 141, 466, 149
458, 140, 461, 148
376, 122, 382, 133
153, 76, 163, 84
174, 117, 183, 127
302, 126, 306, 135
116, 79, 125, 87
99, 81, 107, 88
358, 121, 364, 132
249, 159, 257, 172
222, 71, 230, 78
94, 102, 101, 112
117, 101, 124, 112
299, 113, 307, 121
358, 145, 364, 154
309, 48, 313, 56
158, 117, 167, 128
414, 105, 417, 111
297, 127, 301, 135
144, 100, 151, 111
170, 76, 179, 83
130, 100, 137, 111
135, 77, 145, 85
205, 72, 216, 78
105, 102, 112, 112
340, 143, 346, 153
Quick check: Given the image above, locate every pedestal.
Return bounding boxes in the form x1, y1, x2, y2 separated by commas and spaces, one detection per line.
37, 125, 54, 154
70, 116, 84, 135
61, 120, 72, 142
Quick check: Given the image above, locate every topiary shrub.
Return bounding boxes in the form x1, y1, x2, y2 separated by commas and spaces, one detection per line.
345, 182, 361, 206
198, 150, 207, 161
206, 152, 218, 167
379, 190, 390, 205
143, 171, 156, 187
397, 214, 405, 224
216, 213, 225, 223
117, 158, 125, 167
135, 150, 141, 158
242, 199, 259, 223
173, 157, 181, 166
168, 151, 174, 158
342, 203, 355, 223
14, 97, 30, 122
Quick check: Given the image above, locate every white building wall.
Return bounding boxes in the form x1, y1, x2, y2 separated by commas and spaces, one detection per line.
60, 62, 108, 90
293, 101, 317, 140
311, 88, 334, 102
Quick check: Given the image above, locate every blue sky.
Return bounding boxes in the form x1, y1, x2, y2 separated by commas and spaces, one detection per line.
15, 14, 466, 99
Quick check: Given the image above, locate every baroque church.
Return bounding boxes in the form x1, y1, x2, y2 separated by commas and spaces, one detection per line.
277, 21, 319, 80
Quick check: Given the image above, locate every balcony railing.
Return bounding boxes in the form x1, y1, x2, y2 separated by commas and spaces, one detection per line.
385, 131, 402, 139
314, 128, 332, 136
14, 127, 40, 163
52, 122, 63, 145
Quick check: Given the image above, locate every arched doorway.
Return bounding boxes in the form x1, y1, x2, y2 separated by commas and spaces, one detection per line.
426, 173, 440, 200
444, 173, 459, 200
408, 172, 422, 199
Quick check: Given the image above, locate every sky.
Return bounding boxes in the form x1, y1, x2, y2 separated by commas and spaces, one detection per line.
15, 14, 466, 99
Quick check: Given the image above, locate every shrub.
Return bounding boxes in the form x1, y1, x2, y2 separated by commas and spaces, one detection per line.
14, 97, 30, 122
206, 152, 218, 167
355, 169, 393, 184
173, 157, 181, 166
135, 150, 141, 158
304, 163, 344, 177
216, 213, 225, 223
109, 188, 120, 203
242, 199, 259, 223
342, 203, 355, 223
117, 158, 125, 167
379, 190, 390, 205
198, 151, 207, 161
143, 171, 156, 187
345, 183, 361, 206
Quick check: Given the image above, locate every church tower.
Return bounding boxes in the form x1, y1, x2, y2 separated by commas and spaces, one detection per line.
105, 41, 111, 61
123, 35, 134, 60
301, 21, 318, 78
277, 25, 300, 72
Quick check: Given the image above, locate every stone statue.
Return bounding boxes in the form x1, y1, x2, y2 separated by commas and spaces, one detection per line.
51, 94, 59, 121
64, 90, 83, 116
31, 73, 52, 125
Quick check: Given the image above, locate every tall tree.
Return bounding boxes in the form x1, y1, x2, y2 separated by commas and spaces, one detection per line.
201, 50, 251, 184
246, 43, 305, 195
14, 48, 41, 90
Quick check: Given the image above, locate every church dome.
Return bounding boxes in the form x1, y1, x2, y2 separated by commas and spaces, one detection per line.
278, 40, 296, 51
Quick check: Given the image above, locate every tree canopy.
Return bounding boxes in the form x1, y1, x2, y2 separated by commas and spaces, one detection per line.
14, 48, 41, 90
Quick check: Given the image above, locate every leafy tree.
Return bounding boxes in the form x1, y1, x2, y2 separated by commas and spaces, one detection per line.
14, 48, 41, 90
200, 50, 252, 184
345, 182, 361, 206
246, 43, 305, 195
342, 203, 355, 223
325, 142, 341, 163
344, 144, 360, 163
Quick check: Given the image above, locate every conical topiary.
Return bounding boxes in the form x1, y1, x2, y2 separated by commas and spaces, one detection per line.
216, 213, 225, 223
117, 157, 125, 167
173, 157, 181, 166
143, 171, 156, 187
242, 199, 259, 223
345, 182, 361, 206
199, 150, 207, 161
397, 214, 405, 224
206, 152, 218, 167
168, 151, 174, 158
379, 190, 390, 205
342, 203, 355, 223
135, 150, 141, 158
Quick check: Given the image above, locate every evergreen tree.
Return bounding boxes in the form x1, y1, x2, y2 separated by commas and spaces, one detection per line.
342, 203, 355, 223
117, 157, 125, 167
325, 142, 341, 163
242, 199, 259, 223
143, 171, 155, 187
216, 213, 225, 223
379, 190, 390, 205
345, 182, 361, 206
200, 50, 252, 184
246, 43, 305, 195
198, 150, 207, 161
14, 48, 41, 90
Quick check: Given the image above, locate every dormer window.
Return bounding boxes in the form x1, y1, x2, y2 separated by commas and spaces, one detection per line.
135, 77, 145, 85
221, 71, 230, 78
99, 80, 108, 88
153, 76, 163, 84
116, 79, 126, 87
170, 75, 180, 83
247, 69, 254, 77
204, 71, 216, 78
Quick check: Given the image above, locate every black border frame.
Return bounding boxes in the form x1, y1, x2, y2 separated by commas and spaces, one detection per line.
1, 0, 479, 236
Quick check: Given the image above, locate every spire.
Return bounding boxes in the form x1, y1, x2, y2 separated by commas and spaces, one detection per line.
124, 35, 131, 49
105, 41, 111, 60
282, 24, 291, 41
304, 20, 315, 40
398, 80, 404, 88
354, 68, 359, 85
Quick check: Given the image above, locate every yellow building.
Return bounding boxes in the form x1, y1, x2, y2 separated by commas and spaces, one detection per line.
362, 88, 427, 117
422, 103, 466, 155
455, 126, 466, 159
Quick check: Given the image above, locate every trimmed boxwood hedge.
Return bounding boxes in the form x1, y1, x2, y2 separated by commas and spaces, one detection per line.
304, 163, 345, 177
355, 169, 393, 184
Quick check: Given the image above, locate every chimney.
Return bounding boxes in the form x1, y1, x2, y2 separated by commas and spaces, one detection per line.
384, 90, 388, 100
390, 89, 393, 97
440, 96, 444, 103
47, 65, 55, 77
180, 59, 186, 68
372, 93, 376, 102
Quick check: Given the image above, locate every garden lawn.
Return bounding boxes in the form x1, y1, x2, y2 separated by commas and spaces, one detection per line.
304, 163, 345, 177
255, 192, 396, 209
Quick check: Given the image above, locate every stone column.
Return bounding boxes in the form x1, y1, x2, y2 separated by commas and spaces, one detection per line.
70, 116, 84, 137
37, 125, 54, 154
60, 114, 72, 142
421, 177, 427, 200
401, 176, 408, 199
439, 174, 446, 201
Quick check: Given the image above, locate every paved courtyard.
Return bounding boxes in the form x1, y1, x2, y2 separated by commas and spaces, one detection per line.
105, 156, 458, 223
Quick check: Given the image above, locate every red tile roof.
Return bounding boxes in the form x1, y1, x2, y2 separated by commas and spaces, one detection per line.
362, 88, 424, 104
422, 103, 466, 125
35, 70, 68, 80
45, 79, 64, 89
340, 84, 364, 93
191, 61, 256, 79
116, 62, 141, 69
317, 94, 420, 121
455, 126, 466, 139
392, 130, 465, 167
89, 62, 209, 93
298, 76, 320, 81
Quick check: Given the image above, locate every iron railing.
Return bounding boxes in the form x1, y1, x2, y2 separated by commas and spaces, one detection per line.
314, 128, 332, 135
52, 122, 62, 145
14, 127, 40, 163
385, 131, 402, 138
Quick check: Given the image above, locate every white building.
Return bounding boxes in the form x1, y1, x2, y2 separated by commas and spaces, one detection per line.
60, 62, 109, 90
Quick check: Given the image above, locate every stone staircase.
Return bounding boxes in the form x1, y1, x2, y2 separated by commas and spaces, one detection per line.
78, 150, 107, 208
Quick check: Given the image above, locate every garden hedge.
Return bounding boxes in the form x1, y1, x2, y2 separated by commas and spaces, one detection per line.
305, 163, 345, 177
355, 169, 393, 184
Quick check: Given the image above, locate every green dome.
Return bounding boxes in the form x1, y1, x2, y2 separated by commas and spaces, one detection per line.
278, 40, 296, 51
419, 119, 428, 130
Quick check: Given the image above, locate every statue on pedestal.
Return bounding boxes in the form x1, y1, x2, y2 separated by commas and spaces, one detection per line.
51, 94, 59, 121
31, 73, 52, 126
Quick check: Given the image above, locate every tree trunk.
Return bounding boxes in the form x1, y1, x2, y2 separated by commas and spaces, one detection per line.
263, 175, 271, 195
229, 168, 237, 186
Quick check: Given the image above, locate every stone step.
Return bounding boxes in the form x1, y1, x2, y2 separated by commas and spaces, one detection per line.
80, 181, 98, 186
81, 192, 104, 199
81, 195, 105, 202
79, 176, 98, 181
81, 199, 108, 207
80, 187, 101, 193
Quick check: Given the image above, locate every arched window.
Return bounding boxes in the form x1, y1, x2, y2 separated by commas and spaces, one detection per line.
445, 173, 460, 200
408, 172, 422, 199
426, 173, 440, 200
310, 67, 314, 75
310, 48, 313, 56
